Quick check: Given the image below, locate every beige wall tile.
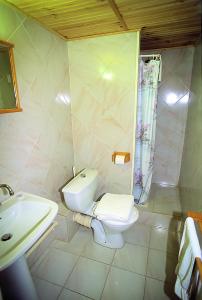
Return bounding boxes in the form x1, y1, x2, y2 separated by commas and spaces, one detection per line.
152, 47, 194, 186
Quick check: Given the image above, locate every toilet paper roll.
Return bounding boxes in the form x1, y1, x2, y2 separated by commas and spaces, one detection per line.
73, 213, 92, 228
115, 155, 125, 165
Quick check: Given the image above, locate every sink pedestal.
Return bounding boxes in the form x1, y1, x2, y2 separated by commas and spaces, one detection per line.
0, 256, 38, 300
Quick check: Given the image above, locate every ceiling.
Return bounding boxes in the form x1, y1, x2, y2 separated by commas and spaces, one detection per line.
6, 0, 201, 50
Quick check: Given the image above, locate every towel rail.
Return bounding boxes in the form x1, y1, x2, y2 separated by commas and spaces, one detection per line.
187, 211, 202, 283
196, 257, 202, 282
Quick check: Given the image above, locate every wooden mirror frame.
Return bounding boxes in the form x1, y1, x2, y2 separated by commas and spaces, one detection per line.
0, 40, 22, 114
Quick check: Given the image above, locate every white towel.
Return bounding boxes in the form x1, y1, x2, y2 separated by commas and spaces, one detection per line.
175, 217, 201, 299
94, 193, 134, 222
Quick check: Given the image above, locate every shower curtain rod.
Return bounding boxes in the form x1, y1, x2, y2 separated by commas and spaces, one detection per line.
140, 54, 161, 58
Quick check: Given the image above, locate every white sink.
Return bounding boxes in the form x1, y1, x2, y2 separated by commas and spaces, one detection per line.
0, 192, 58, 271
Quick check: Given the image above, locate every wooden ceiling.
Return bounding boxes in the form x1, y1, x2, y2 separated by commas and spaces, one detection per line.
6, 0, 201, 50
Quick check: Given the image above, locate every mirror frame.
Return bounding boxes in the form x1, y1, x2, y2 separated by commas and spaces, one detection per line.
0, 40, 22, 114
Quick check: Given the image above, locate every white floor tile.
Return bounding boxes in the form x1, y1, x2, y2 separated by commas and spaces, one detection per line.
101, 267, 145, 300
33, 277, 61, 300
51, 228, 92, 256
153, 200, 181, 215
152, 185, 181, 215
82, 240, 115, 264
139, 184, 182, 216
58, 288, 91, 300
66, 257, 109, 300
123, 223, 151, 247
113, 243, 148, 275
31, 248, 78, 286
137, 211, 183, 232
146, 249, 177, 284
150, 228, 179, 254
144, 277, 178, 300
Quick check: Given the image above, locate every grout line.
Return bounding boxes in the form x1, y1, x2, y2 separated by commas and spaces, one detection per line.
145, 273, 176, 284
99, 265, 111, 300
143, 226, 152, 300
63, 255, 80, 286
32, 274, 63, 288
7, 15, 27, 41
56, 254, 81, 300
99, 248, 117, 299
32, 274, 62, 287
57, 230, 92, 296
58, 287, 94, 300
110, 264, 147, 278
79, 254, 112, 266
142, 276, 147, 300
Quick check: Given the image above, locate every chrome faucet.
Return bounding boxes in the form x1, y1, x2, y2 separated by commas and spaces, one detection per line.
0, 184, 14, 196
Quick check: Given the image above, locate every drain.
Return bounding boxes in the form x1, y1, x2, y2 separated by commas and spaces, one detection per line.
1, 233, 12, 241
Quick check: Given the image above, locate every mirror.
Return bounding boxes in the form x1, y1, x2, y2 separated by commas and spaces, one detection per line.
0, 40, 22, 114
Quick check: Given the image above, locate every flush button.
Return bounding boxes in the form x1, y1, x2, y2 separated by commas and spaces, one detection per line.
1, 233, 13, 241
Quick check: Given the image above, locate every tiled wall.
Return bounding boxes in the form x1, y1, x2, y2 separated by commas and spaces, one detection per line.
152, 47, 194, 186
179, 43, 202, 213
0, 1, 74, 202
68, 33, 139, 196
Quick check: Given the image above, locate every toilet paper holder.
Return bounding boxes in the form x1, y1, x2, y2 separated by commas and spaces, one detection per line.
112, 152, 130, 164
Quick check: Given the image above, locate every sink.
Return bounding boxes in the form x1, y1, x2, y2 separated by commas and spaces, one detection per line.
0, 192, 58, 271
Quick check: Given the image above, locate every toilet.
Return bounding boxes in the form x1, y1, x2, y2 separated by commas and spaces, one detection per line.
62, 168, 139, 248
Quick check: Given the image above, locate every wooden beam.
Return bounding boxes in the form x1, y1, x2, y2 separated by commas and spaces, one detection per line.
107, 0, 128, 30
60, 28, 139, 41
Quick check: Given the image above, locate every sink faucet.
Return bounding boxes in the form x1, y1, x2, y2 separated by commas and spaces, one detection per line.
0, 184, 14, 196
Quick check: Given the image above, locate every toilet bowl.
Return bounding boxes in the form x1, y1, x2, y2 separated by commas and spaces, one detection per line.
92, 207, 138, 248
62, 168, 139, 248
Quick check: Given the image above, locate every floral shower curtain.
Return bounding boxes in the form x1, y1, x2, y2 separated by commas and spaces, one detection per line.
133, 58, 160, 204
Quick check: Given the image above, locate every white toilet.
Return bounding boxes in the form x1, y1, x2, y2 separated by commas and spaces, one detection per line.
62, 168, 139, 248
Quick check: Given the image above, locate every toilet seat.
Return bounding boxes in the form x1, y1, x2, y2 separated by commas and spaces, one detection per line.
102, 207, 139, 226
94, 193, 134, 222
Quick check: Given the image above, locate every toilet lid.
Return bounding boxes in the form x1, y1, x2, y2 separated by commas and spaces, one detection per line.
94, 193, 134, 222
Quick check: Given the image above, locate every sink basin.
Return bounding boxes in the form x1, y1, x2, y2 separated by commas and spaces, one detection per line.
0, 192, 58, 271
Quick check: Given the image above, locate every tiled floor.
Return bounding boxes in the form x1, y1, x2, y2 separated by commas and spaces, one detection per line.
139, 184, 182, 216
28, 185, 182, 300
0, 182, 183, 300
31, 216, 181, 300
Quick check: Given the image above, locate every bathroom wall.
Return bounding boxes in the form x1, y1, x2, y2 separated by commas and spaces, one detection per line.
151, 47, 194, 186
0, 1, 74, 202
179, 42, 202, 213
68, 32, 139, 196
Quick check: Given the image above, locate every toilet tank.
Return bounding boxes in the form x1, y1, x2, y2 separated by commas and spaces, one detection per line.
62, 169, 98, 213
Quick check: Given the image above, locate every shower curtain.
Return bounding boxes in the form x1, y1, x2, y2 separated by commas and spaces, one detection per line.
133, 58, 160, 204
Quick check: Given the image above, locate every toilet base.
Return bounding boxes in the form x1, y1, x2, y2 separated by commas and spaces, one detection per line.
94, 232, 124, 249
91, 219, 124, 249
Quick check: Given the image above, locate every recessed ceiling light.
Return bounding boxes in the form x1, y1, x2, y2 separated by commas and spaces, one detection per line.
166, 92, 178, 105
